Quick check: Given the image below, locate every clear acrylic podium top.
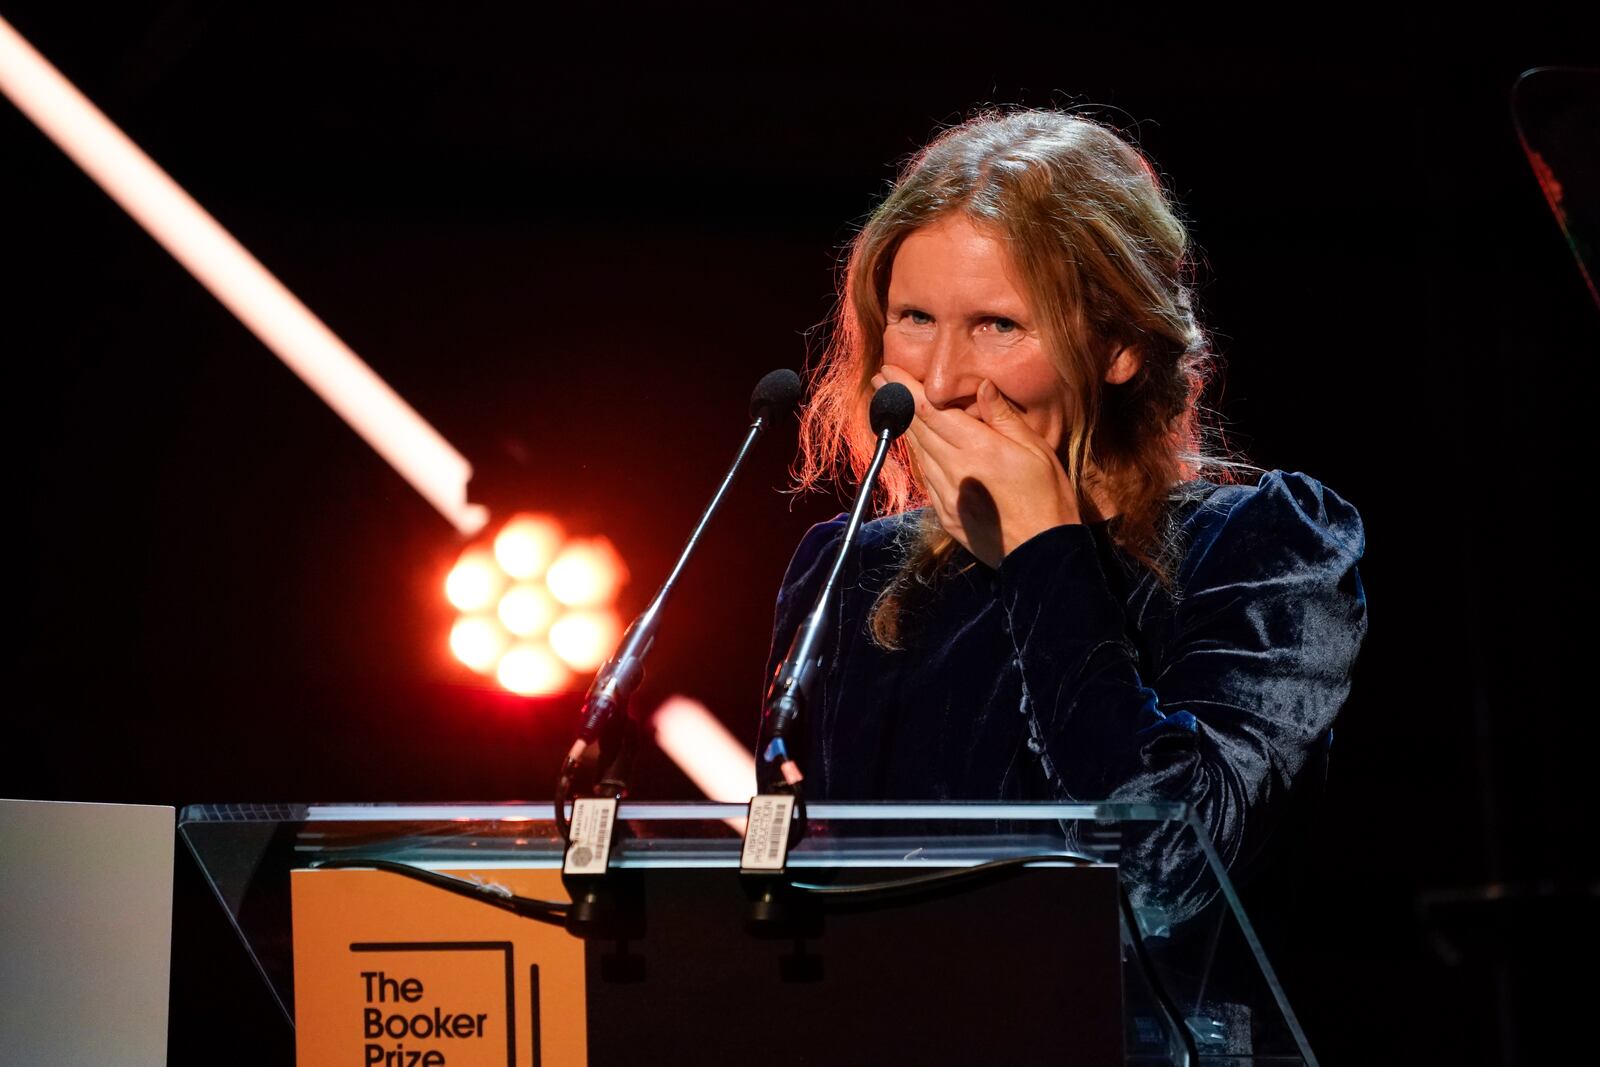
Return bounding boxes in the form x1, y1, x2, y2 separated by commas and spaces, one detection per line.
180, 800, 1319, 1065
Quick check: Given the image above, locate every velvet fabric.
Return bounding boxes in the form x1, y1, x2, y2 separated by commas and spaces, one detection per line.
763, 470, 1367, 918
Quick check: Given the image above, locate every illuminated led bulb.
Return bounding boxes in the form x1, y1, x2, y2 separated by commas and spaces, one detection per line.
496, 642, 573, 697
498, 583, 559, 637
549, 608, 623, 672
494, 514, 564, 580
545, 538, 627, 608
445, 548, 505, 612
449, 615, 510, 674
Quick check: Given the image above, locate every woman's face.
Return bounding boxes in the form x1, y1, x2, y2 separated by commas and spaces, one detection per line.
881, 214, 1071, 450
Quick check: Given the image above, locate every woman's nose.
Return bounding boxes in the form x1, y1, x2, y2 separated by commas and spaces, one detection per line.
920, 331, 973, 409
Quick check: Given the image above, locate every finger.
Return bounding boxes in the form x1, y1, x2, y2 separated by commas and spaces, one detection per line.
878, 365, 946, 426
878, 367, 964, 444
906, 433, 959, 529
876, 364, 921, 402
878, 366, 972, 446
906, 412, 969, 474
905, 418, 952, 483
904, 425, 958, 506
877, 365, 996, 450
913, 397, 995, 451
976, 378, 1047, 448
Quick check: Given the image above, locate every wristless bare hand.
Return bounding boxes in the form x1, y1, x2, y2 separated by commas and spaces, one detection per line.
875, 366, 1081, 569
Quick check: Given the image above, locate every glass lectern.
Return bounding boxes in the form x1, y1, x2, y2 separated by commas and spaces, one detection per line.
181, 800, 1318, 1065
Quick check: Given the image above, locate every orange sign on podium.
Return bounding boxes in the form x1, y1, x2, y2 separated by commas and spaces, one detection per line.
292, 868, 586, 1067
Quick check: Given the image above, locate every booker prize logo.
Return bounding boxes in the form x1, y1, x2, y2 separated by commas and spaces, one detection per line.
352, 942, 522, 1067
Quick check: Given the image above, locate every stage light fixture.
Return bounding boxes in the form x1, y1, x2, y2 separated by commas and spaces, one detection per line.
547, 608, 623, 673
545, 538, 628, 609
1, 17, 744, 793
496, 642, 572, 698
444, 549, 505, 613
494, 514, 563, 580
448, 513, 627, 697
449, 615, 510, 673
497, 583, 559, 638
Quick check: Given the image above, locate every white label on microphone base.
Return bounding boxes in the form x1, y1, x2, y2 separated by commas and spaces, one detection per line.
741, 794, 796, 872
563, 797, 618, 876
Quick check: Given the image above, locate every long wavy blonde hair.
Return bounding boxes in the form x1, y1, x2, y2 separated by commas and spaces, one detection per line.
794, 109, 1234, 648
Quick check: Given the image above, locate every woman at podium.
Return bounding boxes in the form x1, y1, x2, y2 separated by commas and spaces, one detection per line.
767, 109, 1367, 914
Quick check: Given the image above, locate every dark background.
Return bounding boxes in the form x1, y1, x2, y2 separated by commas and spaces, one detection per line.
3, 6, 1595, 1064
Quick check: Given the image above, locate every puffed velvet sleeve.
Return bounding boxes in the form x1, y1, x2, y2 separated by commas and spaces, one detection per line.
998, 471, 1367, 914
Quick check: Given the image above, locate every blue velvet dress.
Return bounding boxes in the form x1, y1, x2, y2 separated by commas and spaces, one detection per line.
764, 470, 1367, 916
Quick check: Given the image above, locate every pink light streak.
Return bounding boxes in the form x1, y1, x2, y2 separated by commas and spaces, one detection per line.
0, 15, 487, 536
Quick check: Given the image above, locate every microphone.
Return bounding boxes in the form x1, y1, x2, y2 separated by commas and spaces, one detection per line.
556, 368, 802, 836
757, 381, 913, 791
749, 366, 804, 425
871, 379, 916, 436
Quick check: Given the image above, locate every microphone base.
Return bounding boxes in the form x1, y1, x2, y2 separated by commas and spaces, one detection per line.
561, 870, 645, 941
740, 874, 821, 939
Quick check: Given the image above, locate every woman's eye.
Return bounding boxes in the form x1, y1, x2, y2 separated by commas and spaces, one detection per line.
989, 317, 1018, 334
906, 310, 933, 325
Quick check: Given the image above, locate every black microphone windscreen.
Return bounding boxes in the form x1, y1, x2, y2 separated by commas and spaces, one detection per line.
869, 382, 915, 438
749, 368, 803, 421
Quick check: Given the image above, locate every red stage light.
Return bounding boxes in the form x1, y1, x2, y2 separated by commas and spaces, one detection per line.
497, 583, 559, 638
493, 515, 564, 581
545, 538, 628, 609
449, 615, 510, 673
496, 642, 572, 697
447, 513, 627, 697
445, 549, 505, 613
548, 608, 623, 672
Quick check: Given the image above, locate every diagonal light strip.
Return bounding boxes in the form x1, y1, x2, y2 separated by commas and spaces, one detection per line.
652, 695, 756, 831
652, 695, 756, 801
0, 15, 487, 536
1, 17, 750, 800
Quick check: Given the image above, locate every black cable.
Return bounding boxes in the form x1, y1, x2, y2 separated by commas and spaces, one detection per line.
554, 761, 579, 843
788, 851, 1100, 902
310, 858, 570, 928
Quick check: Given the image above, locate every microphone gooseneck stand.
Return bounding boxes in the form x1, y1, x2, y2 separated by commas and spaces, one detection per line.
554, 367, 803, 843
551, 368, 800, 937
751, 382, 914, 863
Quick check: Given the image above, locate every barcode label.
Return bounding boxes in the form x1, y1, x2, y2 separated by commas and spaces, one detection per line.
740, 794, 795, 872
563, 797, 618, 876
